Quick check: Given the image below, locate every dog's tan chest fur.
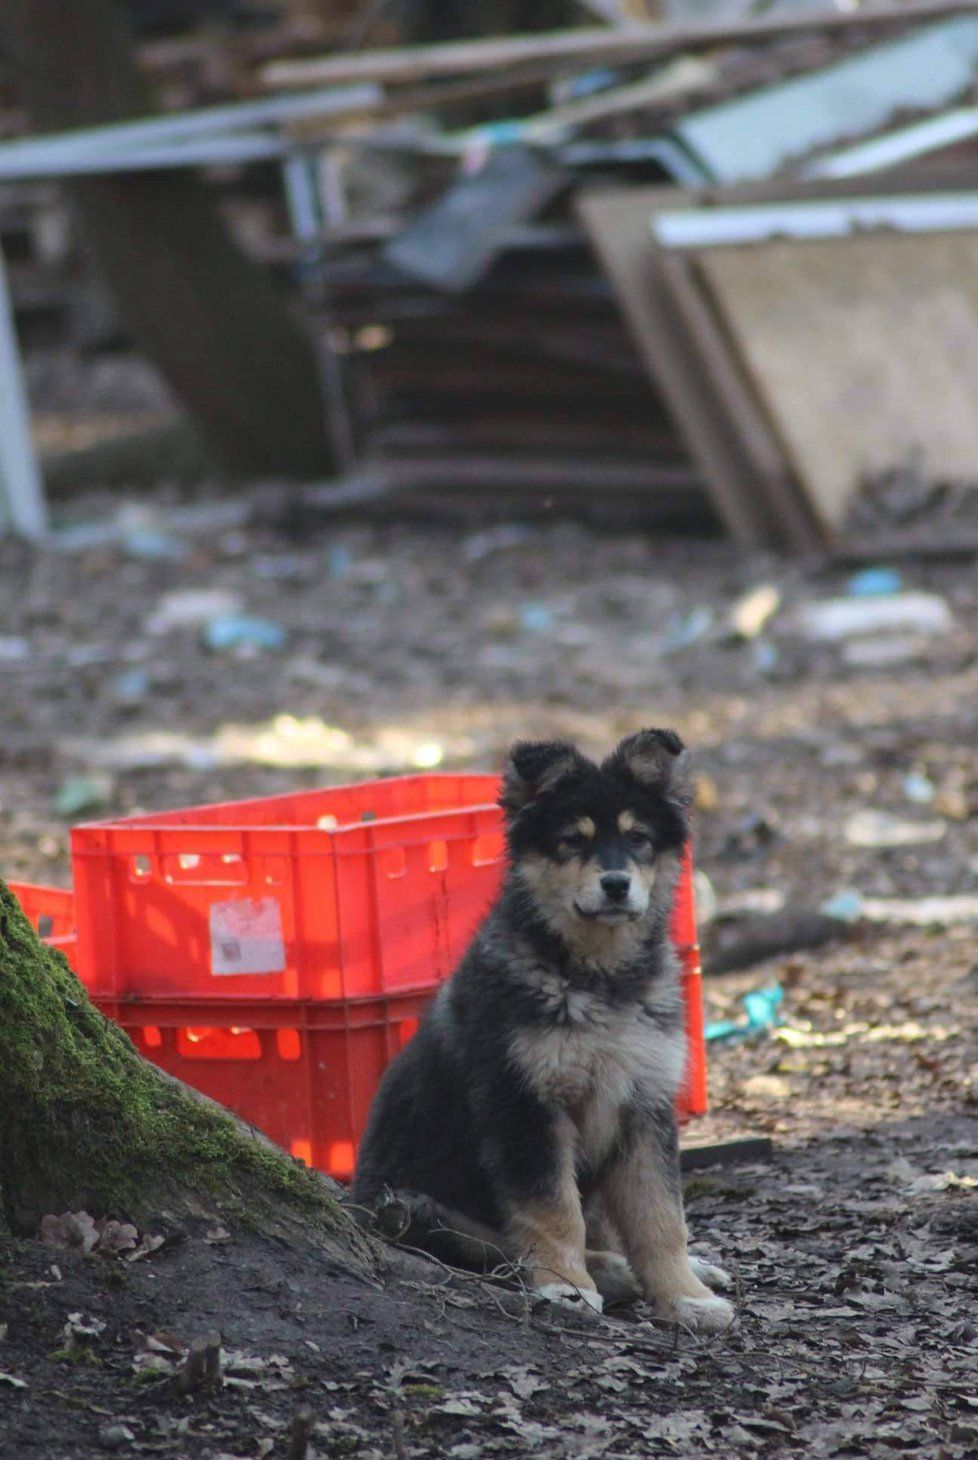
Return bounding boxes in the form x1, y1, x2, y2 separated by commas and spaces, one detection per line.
509, 986, 687, 1169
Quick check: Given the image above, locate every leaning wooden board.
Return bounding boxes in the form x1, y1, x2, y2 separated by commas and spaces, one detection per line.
693, 231, 978, 536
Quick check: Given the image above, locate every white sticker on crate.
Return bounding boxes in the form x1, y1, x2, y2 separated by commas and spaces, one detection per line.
209, 897, 286, 976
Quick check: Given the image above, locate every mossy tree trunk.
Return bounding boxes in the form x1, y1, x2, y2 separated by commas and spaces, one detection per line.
0, 877, 370, 1268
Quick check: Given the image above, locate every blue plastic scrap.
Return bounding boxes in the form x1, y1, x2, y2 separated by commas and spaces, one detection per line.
847, 568, 903, 597
705, 985, 784, 1043
202, 616, 287, 653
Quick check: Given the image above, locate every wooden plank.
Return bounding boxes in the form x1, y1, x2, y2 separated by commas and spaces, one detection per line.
681, 1137, 774, 1172
577, 186, 773, 548
262, 0, 978, 90
694, 231, 978, 536
659, 250, 822, 552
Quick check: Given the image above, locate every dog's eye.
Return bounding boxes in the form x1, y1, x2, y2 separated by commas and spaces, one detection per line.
560, 832, 588, 854
626, 829, 652, 851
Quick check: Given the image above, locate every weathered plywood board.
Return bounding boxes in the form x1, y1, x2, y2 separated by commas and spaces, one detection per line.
695, 231, 978, 533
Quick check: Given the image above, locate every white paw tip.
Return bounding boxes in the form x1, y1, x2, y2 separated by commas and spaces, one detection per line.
674, 1295, 736, 1334
538, 1282, 604, 1315
688, 1257, 733, 1290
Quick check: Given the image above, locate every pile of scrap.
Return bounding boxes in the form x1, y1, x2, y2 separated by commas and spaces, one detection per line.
6, 0, 978, 548
269, 4, 978, 547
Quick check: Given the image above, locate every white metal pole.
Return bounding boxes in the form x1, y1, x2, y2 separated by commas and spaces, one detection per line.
0, 242, 47, 540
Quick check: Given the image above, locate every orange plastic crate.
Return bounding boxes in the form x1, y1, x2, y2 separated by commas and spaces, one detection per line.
8, 880, 78, 966
70, 775, 504, 1002
97, 992, 428, 1182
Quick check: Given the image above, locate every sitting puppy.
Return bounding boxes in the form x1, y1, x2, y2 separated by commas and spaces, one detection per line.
352, 731, 734, 1332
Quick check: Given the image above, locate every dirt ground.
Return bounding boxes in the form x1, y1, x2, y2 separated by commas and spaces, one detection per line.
1, 486, 977, 1458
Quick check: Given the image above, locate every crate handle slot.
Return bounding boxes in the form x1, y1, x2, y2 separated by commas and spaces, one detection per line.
470, 832, 504, 867
176, 1026, 261, 1060
276, 1029, 302, 1061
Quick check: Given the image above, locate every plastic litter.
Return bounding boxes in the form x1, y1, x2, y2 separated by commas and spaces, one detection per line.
122, 528, 188, 562
847, 567, 903, 597
0, 636, 30, 662
202, 615, 287, 653
663, 605, 714, 653
54, 773, 114, 819
705, 985, 784, 1043
844, 809, 946, 848
796, 591, 954, 642
821, 891, 978, 926
842, 635, 927, 668
519, 603, 554, 634
463, 524, 536, 562
902, 772, 936, 804
146, 589, 243, 634
110, 667, 150, 707
326, 545, 353, 578
751, 640, 780, 676
820, 890, 865, 923
726, 583, 780, 640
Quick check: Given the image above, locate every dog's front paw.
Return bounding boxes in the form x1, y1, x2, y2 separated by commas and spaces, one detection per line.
670, 1294, 736, 1334
688, 1256, 733, 1291
537, 1282, 604, 1316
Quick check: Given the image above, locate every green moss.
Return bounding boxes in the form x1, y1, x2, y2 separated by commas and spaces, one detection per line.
50, 1346, 100, 1366
405, 1383, 445, 1401
0, 878, 365, 1251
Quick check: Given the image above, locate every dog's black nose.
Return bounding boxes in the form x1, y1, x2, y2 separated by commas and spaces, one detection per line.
600, 872, 631, 902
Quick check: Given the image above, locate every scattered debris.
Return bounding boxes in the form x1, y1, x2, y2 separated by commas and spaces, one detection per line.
725, 584, 780, 641
847, 567, 903, 597
40, 1211, 162, 1262
145, 589, 243, 635
59, 715, 462, 774
53, 773, 114, 820
704, 984, 783, 1042
177, 1333, 223, 1396
843, 809, 947, 848
796, 591, 955, 642
202, 615, 287, 654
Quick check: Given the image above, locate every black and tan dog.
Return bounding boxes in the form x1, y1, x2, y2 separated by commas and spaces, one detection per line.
352, 731, 734, 1332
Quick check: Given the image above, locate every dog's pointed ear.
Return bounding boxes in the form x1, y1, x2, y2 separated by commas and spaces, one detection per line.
607, 728, 693, 805
500, 740, 581, 818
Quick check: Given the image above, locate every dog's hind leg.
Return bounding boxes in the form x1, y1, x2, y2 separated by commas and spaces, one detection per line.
586, 1249, 640, 1304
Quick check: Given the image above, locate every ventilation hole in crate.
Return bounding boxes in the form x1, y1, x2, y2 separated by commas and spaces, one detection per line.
176, 1026, 261, 1060
291, 1139, 313, 1166
427, 840, 448, 873
141, 1026, 162, 1050
177, 853, 201, 871
397, 1018, 419, 1047
471, 832, 504, 866
316, 814, 338, 831
277, 1029, 302, 1061
379, 846, 407, 879
131, 855, 152, 880
37, 914, 54, 939
221, 853, 242, 866
329, 1141, 355, 1179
